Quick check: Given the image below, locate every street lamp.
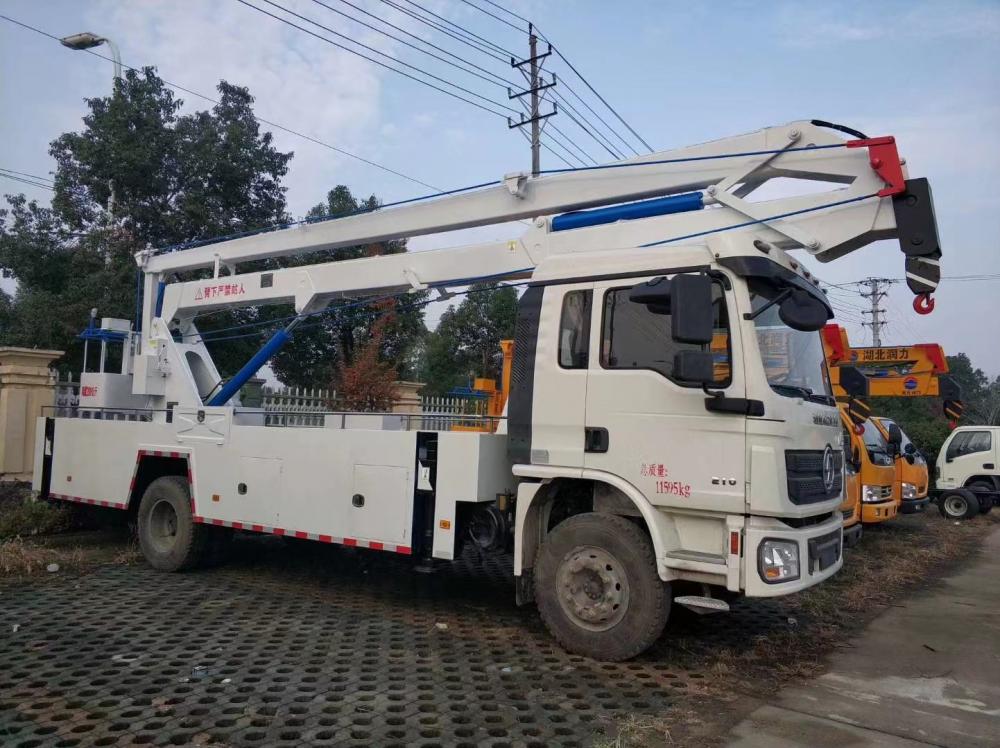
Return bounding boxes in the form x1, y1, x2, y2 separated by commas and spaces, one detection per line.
59, 32, 122, 80
60, 32, 123, 216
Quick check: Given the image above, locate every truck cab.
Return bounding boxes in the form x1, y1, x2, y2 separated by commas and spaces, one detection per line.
873, 416, 931, 514
936, 426, 1000, 515
841, 410, 897, 524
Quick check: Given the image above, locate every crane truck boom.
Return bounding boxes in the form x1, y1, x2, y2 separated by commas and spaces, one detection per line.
33, 120, 943, 660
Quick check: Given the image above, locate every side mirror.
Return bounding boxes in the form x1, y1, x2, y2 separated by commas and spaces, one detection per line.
852, 445, 862, 470
670, 273, 714, 344
887, 423, 902, 447
904, 442, 916, 455
778, 289, 830, 332
673, 349, 714, 384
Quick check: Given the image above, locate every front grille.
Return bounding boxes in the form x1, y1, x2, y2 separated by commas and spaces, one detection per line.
786, 449, 843, 505
878, 485, 893, 500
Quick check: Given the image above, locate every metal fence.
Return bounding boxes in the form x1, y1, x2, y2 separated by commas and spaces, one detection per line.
54, 371, 79, 417
419, 394, 488, 431
261, 386, 334, 427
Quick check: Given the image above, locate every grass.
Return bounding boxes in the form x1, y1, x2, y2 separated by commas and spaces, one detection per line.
0, 481, 137, 579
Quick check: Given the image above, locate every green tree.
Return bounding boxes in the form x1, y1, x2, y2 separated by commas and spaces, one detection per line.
1, 68, 292, 376
419, 283, 518, 395
266, 185, 427, 387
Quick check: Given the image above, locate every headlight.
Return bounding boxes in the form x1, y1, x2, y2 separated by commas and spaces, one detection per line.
901, 482, 918, 499
862, 484, 883, 503
759, 539, 800, 583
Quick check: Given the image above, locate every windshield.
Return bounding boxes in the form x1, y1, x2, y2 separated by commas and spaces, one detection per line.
749, 281, 833, 402
861, 419, 894, 465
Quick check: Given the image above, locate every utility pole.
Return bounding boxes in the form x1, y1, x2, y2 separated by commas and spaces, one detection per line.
509, 23, 556, 176
859, 277, 896, 347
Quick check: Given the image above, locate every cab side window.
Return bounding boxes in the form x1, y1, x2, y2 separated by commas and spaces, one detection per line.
558, 290, 592, 369
947, 431, 992, 459
600, 282, 730, 385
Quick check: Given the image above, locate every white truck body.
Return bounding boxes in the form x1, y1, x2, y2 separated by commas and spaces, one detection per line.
33, 120, 944, 658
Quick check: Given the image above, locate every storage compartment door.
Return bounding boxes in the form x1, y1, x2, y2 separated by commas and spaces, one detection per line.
351, 465, 412, 545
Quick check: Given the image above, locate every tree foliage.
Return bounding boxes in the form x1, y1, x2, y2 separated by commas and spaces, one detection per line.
266, 186, 427, 387
2, 68, 293, 375
419, 283, 518, 395
334, 313, 399, 412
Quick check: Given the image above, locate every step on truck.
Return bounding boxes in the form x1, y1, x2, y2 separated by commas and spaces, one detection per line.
33, 121, 943, 660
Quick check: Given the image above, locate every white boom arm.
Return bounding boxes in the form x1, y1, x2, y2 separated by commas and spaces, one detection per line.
130, 120, 942, 407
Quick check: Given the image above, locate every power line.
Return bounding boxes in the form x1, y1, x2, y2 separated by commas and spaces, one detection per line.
0, 172, 54, 191
239, 0, 518, 117
0, 13, 441, 192
0, 167, 54, 184
456, 0, 641, 157
376, 0, 509, 62
395, 0, 514, 57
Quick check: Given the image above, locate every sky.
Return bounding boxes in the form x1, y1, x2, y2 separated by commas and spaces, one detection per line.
1, 0, 999, 374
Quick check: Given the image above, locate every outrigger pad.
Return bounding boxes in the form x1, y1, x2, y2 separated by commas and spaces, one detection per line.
892, 178, 941, 296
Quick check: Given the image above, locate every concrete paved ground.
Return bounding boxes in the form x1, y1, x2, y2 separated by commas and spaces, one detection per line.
727, 526, 1000, 747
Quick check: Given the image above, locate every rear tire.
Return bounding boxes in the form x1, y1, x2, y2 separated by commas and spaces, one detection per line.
535, 512, 669, 661
938, 489, 980, 521
137, 476, 208, 571
967, 480, 995, 515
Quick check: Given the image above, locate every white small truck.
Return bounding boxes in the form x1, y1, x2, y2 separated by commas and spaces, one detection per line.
934, 426, 999, 520
34, 121, 943, 660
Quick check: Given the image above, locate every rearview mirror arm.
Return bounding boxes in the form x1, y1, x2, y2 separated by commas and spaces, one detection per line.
742, 288, 791, 321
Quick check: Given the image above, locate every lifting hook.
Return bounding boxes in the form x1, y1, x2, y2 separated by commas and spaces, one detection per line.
912, 293, 935, 315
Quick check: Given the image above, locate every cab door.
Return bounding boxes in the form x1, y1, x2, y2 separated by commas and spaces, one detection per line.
944, 430, 995, 486
509, 283, 594, 469
583, 274, 746, 514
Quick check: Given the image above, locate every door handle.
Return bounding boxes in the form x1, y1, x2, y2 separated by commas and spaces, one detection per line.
585, 427, 609, 453
985, 463, 995, 470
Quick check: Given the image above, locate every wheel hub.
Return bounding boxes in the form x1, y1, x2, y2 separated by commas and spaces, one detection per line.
944, 495, 967, 516
148, 499, 179, 554
556, 546, 629, 632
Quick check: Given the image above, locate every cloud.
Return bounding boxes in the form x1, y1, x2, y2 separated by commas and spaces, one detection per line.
778, 2, 1000, 47
87, 0, 423, 216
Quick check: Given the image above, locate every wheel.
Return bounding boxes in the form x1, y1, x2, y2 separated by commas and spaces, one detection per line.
535, 513, 670, 661
938, 489, 980, 521
137, 476, 208, 571
967, 480, 995, 515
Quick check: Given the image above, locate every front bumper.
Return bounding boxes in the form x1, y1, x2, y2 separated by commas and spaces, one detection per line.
861, 500, 898, 524
744, 513, 843, 598
900, 496, 931, 514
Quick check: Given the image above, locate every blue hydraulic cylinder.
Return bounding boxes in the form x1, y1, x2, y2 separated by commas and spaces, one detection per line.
207, 328, 291, 407
154, 281, 167, 318
551, 191, 704, 232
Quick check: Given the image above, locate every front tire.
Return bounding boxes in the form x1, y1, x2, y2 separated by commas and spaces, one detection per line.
535, 513, 669, 661
938, 488, 980, 521
137, 476, 208, 571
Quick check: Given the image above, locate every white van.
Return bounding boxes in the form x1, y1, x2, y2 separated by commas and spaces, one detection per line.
935, 426, 999, 518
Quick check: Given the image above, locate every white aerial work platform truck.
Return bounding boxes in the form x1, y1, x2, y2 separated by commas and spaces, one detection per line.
33, 121, 943, 660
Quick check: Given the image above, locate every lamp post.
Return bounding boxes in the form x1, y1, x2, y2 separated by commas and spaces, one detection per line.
59, 32, 122, 216
59, 32, 122, 80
